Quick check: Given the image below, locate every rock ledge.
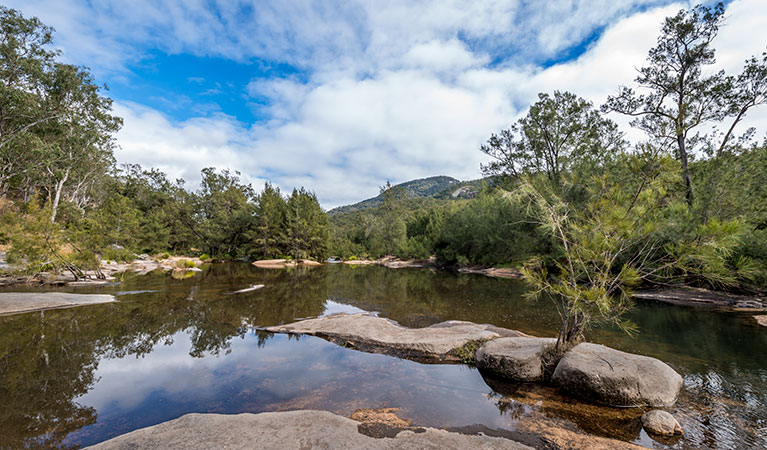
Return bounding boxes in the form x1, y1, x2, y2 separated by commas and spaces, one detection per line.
84, 410, 534, 450
264, 313, 526, 362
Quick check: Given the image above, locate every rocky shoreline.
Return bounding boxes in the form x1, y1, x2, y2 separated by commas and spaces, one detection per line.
0, 255, 204, 288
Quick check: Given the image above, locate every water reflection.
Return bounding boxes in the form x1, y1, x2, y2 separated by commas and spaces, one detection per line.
0, 263, 765, 449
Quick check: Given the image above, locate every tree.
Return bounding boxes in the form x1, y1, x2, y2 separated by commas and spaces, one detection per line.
0, 6, 57, 172
186, 168, 256, 257
377, 181, 407, 256
481, 91, 624, 185
0, 7, 121, 218
604, 3, 767, 206
252, 182, 287, 259
285, 188, 329, 260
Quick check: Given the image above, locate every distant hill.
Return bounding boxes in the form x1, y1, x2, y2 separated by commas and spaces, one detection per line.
328, 175, 497, 215
328, 176, 460, 215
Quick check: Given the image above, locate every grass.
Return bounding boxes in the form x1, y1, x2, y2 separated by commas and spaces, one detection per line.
451, 339, 488, 365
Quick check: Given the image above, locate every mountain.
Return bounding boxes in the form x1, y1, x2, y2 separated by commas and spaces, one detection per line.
328, 176, 461, 215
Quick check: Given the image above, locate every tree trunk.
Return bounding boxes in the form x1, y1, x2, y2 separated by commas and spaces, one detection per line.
676, 133, 694, 207
50, 169, 69, 223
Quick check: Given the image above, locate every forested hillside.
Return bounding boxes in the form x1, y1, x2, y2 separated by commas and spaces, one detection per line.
328, 176, 461, 215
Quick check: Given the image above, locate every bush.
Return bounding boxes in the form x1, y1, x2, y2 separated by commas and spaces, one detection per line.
102, 247, 136, 263
175, 259, 196, 269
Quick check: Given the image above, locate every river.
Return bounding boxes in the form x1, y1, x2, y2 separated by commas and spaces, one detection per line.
0, 263, 765, 449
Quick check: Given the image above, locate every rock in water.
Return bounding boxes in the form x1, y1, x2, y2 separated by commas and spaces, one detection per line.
476, 337, 557, 381
264, 313, 526, 362
231, 284, 265, 294
552, 343, 683, 407
84, 410, 534, 450
641, 410, 683, 436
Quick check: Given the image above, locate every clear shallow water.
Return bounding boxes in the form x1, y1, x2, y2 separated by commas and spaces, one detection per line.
0, 263, 765, 449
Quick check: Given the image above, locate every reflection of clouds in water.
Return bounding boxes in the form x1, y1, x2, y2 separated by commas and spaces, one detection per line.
321, 300, 367, 316
77, 331, 240, 410
73, 329, 505, 434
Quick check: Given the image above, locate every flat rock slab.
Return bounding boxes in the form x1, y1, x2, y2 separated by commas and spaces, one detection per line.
553, 343, 683, 407
476, 337, 557, 381
0, 292, 116, 316
264, 313, 526, 362
634, 288, 767, 311
84, 410, 534, 450
755, 315, 767, 327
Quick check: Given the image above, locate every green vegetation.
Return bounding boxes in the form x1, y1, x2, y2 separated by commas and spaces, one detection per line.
451, 339, 487, 365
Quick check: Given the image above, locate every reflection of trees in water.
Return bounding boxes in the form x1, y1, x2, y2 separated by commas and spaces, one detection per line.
325, 265, 546, 330
0, 263, 330, 448
0, 310, 99, 449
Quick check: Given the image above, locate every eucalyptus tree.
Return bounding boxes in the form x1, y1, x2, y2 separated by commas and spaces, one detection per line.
0, 6, 121, 219
41, 63, 121, 222
0, 6, 57, 194
604, 3, 767, 206
480, 91, 625, 185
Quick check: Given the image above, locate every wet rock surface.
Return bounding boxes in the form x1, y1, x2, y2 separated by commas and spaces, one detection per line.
0, 292, 116, 316
552, 343, 683, 407
476, 337, 557, 381
84, 410, 535, 450
641, 410, 683, 436
755, 315, 767, 327
263, 313, 527, 362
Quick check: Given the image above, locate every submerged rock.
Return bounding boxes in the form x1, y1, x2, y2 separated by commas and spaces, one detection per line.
641, 410, 683, 436
230, 284, 265, 294
634, 288, 767, 311
264, 313, 526, 362
552, 343, 683, 407
84, 410, 534, 450
476, 337, 557, 381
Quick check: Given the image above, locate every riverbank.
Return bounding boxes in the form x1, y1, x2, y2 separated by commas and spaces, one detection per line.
0, 255, 204, 288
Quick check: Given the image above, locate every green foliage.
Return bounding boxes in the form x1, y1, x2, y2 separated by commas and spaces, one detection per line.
451, 339, 487, 365
434, 191, 545, 266
481, 91, 625, 184
285, 188, 329, 260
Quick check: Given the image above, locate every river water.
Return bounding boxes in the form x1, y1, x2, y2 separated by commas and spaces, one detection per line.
0, 263, 765, 449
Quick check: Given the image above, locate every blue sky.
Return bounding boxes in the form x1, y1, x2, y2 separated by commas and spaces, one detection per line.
5, 0, 765, 207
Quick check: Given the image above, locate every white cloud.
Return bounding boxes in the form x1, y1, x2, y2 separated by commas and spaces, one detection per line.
7, 0, 767, 207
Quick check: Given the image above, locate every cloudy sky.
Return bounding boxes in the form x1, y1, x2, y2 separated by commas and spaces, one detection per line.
6, 0, 766, 207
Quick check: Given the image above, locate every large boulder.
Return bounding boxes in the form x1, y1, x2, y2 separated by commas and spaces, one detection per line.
264, 313, 526, 362
552, 343, 683, 407
476, 337, 557, 381
641, 410, 683, 436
